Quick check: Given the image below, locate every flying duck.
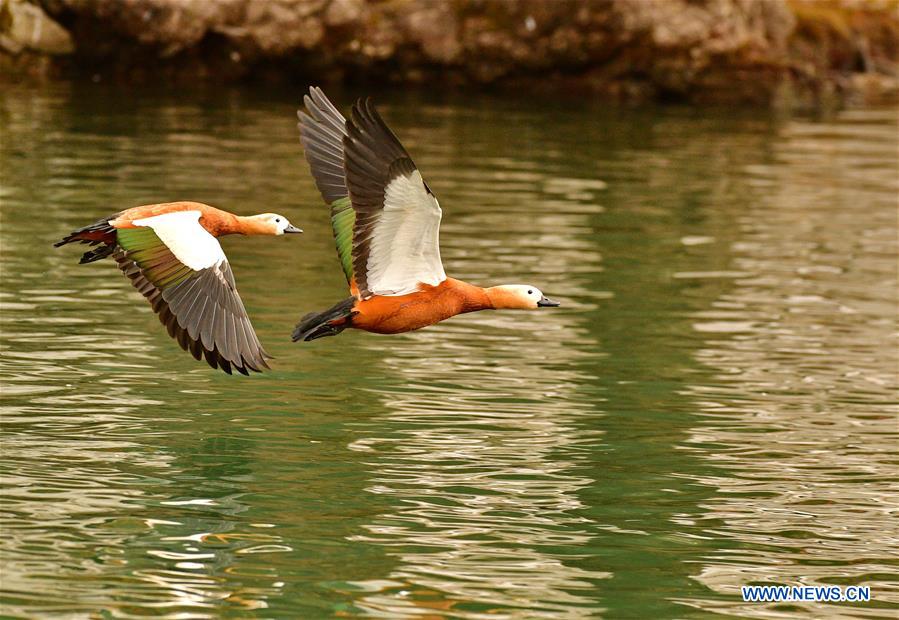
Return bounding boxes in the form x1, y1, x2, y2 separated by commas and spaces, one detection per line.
56, 201, 301, 374
293, 87, 559, 342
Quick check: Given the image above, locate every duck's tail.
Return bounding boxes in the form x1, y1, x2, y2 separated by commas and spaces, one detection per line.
55, 214, 121, 264
292, 297, 357, 342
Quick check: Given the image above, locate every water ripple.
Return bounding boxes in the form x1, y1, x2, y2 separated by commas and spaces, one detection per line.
2, 85, 897, 617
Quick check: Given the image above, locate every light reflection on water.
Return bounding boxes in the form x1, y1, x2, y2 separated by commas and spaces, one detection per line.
341, 162, 609, 617
346, 318, 608, 617
680, 109, 899, 618
1, 84, 897, 617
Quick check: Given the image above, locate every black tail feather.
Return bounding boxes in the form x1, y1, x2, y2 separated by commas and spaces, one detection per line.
57, 212, 123, 265
55, 212, 121, 249
292, 297, 357, 342
78, 244, 117, 264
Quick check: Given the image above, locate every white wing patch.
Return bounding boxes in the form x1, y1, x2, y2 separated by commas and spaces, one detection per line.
366, 170, 447, 296
132, 211, 226, 271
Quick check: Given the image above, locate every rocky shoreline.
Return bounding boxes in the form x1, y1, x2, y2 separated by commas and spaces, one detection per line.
2, 0, 897, 106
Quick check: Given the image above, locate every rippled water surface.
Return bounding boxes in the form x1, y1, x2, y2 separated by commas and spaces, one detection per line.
1, 84, 897, 618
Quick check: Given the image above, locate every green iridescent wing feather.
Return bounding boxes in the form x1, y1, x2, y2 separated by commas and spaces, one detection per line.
116, 226, 194, 289
299, 87, 358, 289
330, 197, 355, 284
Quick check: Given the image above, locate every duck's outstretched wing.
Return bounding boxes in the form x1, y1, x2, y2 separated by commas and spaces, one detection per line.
298, 87, 355, 289
343, 98, 446, 298
114, 211, 271, 375
298, 88, 446, 299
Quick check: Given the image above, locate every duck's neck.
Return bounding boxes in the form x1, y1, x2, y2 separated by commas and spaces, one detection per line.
202, 212, 242, 237
234, 215, 271, 235
230, 215, 270, 236
483, 286, 524, 310
450, 279, 495, 313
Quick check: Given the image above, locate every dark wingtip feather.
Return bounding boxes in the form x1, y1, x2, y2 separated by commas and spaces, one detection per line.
298, 87, 351, 205
203, 349, 218, 370
189, 338, 204, 361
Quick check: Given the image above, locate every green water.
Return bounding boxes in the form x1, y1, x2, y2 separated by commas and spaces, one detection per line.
1, 84, 897, 618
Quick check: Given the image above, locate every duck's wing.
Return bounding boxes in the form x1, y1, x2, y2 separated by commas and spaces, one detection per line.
299, 89, 446, 299
343, 98, 446, 299
298, 87, 355, 289
114, 210, 271, 375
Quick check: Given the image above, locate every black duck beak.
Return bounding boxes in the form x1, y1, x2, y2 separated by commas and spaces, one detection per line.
537, 296, 560, 307
284, 225, 303, 234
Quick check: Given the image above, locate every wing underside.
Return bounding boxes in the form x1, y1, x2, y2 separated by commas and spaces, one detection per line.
115, 224, 270, 375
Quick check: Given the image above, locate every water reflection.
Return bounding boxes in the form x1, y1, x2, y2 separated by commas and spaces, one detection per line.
343, 142, 609, 616
0, 84, 356, 617
682, 108, 899, 616
2, 84, 897, 617
1, 310, 291, 617
346, 329, 607, 617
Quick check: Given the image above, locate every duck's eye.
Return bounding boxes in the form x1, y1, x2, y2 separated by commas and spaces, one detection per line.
275, 218, 281, 223
528, 289, 533, 295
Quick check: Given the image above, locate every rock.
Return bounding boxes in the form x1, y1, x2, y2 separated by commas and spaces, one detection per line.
324, 0, 362, 27
404, 2, 460, 64
0, 0, 895, 106
0, 0, 73, 55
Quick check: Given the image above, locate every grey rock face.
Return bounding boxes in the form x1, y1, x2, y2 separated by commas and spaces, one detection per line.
3, 0, 896, 105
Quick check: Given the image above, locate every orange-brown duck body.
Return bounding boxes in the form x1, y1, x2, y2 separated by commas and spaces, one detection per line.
109, 201, 287, 237
56, 200, 301, 374
351, 279, 545, 334
293, 88, 559, 342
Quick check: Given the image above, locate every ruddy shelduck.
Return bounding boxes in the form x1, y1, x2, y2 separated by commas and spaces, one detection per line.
56, 201, 302, 374
292, 87, 559, 342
